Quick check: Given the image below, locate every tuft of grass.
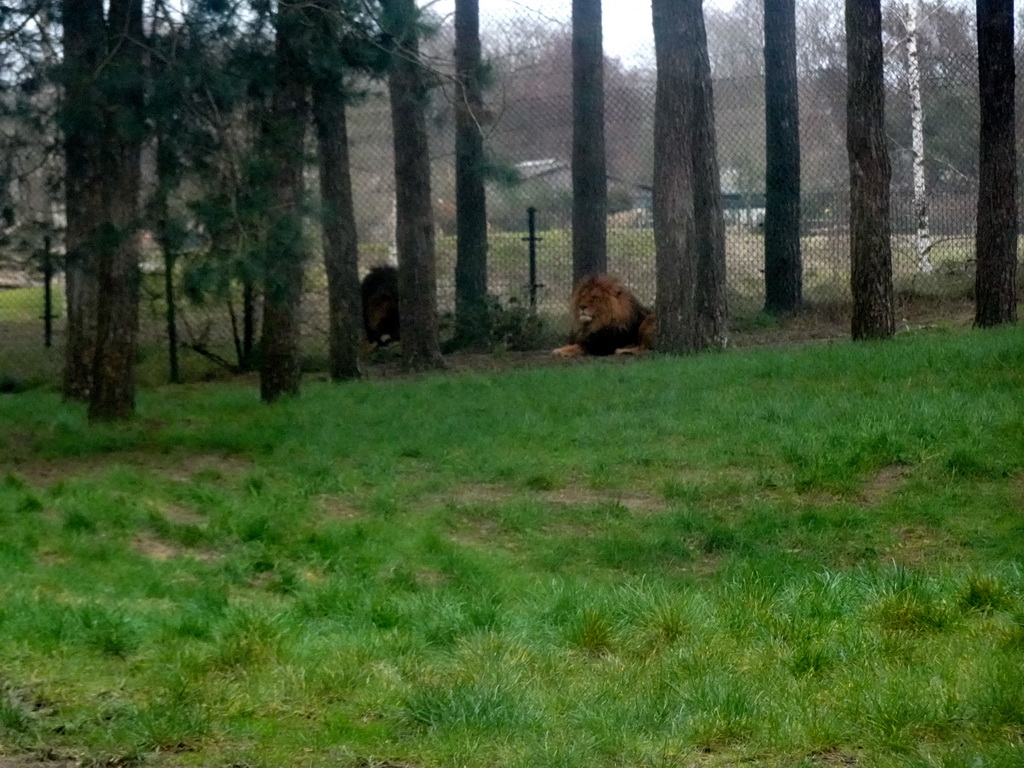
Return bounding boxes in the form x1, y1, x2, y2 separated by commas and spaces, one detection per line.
0, 693, 32, 734
959, 574, 1014, 613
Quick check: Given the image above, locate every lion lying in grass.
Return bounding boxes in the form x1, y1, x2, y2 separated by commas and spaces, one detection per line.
552, 274, 655, 356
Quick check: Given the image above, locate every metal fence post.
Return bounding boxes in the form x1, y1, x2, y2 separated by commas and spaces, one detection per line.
42, 235, 52, 349
523, 206, 543, 309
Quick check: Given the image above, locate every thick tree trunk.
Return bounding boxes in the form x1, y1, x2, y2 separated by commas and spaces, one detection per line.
571, 0, 607, 284
690, 6, 728, 350
763, 0, 802, 314
907, 0, 932, 274
975, 0, 1017, 327
846, 0, 894, 340
653, 0, 696, 353
383, 0, 445, 371
313, 77, 362, 381
652, 0, 727, 354
88, 0, 144, 421
453, 0, 490, 348
260, 1, 309, 402
60, 0, 105, 401
59, 0, 145, 420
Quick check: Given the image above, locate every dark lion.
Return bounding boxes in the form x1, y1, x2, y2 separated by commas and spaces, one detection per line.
552, 274, 655, 357
361, 265, 400, 347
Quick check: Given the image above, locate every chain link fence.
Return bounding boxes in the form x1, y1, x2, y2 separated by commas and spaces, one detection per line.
0, 0, 1009, 387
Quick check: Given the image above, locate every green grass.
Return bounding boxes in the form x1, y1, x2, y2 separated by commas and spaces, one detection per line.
0, 285, 65, 323
2, 326, 1024, 766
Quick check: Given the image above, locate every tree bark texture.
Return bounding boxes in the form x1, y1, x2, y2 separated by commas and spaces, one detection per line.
87, 0, 145, 421
260, 1, 310, 402
60, 0, 105, 401
975, 0, 1017, 327
571, 0, 607, 284
763, 0, 803, 314
313, 81, 362, 385
652, 0, 727, 354
313, 77, 362, 381
453, 0, 490, 348
690, 6, 728, 350
383, 0, 445, 371
846, 0, 894, 340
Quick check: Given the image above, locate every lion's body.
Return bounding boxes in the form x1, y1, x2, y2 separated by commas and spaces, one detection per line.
361, 265, 400, 347
553, 274, 655, 357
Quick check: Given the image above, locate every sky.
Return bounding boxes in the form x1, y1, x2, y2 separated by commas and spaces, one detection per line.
422, 0, 739, 65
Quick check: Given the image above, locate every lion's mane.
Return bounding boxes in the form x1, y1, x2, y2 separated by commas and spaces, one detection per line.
553, 274, 654, 356
361, 265, 400, 347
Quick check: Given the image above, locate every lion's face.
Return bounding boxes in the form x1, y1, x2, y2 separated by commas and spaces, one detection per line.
571, 275, 636, 332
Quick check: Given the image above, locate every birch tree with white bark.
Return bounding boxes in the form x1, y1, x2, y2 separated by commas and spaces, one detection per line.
905, 0, 932, 273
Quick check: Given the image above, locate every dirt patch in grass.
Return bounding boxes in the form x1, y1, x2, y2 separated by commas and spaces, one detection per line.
158, 453, 251, 483
148, 499, 207, 527
130, 532, 219, 563
132, 533, 184, 561
807, 748, 861, 766
432, 482, 667, 513
4, 452, 250, 490
0, 756, 81, 768
886, 524, 964, 566
858, 465, 909, 506
315, 494, 365, 520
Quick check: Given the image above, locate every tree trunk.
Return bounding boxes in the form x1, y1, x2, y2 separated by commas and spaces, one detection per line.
690, 5, 728, 350
312, 69, 362, 381
763, 0, 802, 313
652, 0, 727, 354
313, 84, 362, 381
907, 0, 932, 274
60, 0, 105, 401
153, 132, 180, 385
453, 0, 490, 349
975, 0, 1017, 327
88, 0, 145, 421
259, 1, 309, 402
59, 0, 145, 420
383, 0, 445, 371
652, 0, 697, 354
846, 0, 894, 340
571, 0, 607, 284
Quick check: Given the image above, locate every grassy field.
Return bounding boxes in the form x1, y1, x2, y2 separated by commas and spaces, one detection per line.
1, 324, 1024, 767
